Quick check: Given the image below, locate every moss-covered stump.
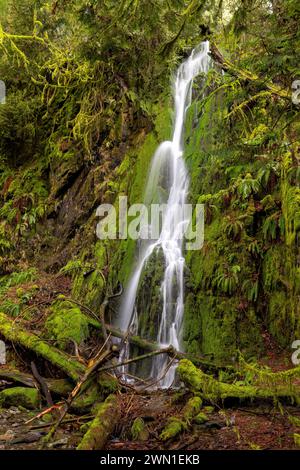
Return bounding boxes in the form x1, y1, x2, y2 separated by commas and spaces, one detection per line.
0, 387, 40, 409
177, 359, 300, 404
77, 394, 120, 450
160, 396, 202, 441
0, 311, 86, 381
45, 300, 90, 351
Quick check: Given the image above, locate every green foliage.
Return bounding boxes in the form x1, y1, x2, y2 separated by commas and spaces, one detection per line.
213, 265, 241, 295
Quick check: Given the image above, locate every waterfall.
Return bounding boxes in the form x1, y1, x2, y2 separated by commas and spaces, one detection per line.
117, 41, 211, 387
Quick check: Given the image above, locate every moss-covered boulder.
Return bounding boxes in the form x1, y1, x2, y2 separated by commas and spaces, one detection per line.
131, 417, 149, 441
194, 412, 209, 424
0, 387, 40, 409
160, 417, 187, 441
45, 299, 90, 350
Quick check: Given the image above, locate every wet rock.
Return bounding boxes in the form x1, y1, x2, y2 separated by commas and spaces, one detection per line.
10, 431, 45, 444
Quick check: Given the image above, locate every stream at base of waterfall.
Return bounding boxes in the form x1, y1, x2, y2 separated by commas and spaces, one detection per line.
116, 41, 211, 388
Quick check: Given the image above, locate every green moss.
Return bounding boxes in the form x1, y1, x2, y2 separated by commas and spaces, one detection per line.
131, 417, 149, 441
183, 396, 203, 421
160, 417, 187, 441
97, 372, 119, 398
0, 311, 85, 381
72, 266, 105, 312
72, 383, 100, 413
177, 359, 300, 403
80, 421, 92, 434
77, 394, 119, 450
0, 387, 40, 409
194, 412, 209, 424
45, 300, 90, 350
294, 434, 300, 448
203, 406, 214, 414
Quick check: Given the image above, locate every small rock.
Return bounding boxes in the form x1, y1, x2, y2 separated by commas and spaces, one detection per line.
10, 431, 45, 444
0, 430, 14, 442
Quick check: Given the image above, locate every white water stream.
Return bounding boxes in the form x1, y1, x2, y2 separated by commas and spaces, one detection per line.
117, 41, 211, 387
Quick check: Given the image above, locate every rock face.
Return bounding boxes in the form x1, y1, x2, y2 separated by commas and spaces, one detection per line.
0, 387, 40, 410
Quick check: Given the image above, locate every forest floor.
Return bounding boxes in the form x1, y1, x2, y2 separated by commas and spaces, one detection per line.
0, 390, 299, 450
0, 270, 299, 450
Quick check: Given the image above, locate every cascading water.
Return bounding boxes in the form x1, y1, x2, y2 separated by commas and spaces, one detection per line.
117, 41, 211, 387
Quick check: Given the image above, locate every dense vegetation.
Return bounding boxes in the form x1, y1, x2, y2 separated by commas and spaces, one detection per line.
0, 0, 299, 451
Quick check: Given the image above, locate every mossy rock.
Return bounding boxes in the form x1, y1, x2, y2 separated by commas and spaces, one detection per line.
203, 406, 214, 414
131, 417, 149, 441
294, 433, 300, 448
160, 417, 187, 441
0, 387, 40, 409
45, 300, 90, 350
183, 396, 203, 420
194, 412, 209, 424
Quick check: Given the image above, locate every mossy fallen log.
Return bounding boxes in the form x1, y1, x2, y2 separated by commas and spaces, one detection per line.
0, 367, 73, 396
104, 324, 230, 372
0, 312, 86, 381
77, 394, 120, 450
177, 359, 300, 405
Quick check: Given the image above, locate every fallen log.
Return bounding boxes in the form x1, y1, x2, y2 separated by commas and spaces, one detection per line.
77, 394, 120, 450
0, 367, 73, 396
0, 312, 85, 381
177, 359, 300, 405
58, 299, 232, 372
104, 324, 230, 373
